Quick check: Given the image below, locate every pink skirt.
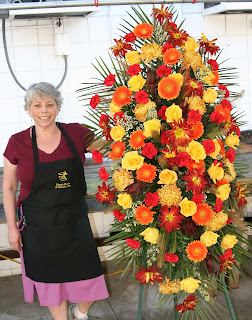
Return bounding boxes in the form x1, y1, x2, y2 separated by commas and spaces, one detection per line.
20, 250, 109, 307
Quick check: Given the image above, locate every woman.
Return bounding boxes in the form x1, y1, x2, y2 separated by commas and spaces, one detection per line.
3, 82, 109, 320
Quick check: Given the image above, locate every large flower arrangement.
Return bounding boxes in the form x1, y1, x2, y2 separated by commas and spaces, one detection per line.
79, 5, 251, 317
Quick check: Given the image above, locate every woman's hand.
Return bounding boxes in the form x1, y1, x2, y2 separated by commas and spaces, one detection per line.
8, 227, 22, 252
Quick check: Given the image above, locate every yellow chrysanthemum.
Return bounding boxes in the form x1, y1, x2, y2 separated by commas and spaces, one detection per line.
113, 168, 134, 191
186, 95, 206, 115
182, 51, 203, 72
159, 278, 181, 295
205, 211, 228, 231
140, 43, 163, 63
133, 100, 156, 122
157, 184, 183, 207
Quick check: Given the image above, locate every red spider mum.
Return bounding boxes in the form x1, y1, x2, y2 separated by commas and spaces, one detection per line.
186, 240, 208, 262
198, 34, 220, 56
96, 182, 116, 204
187, 109, 202, 123
152, 5, 173, 24
183, 170, 208, 193
192, 203, 214, 226
175, 295, 199, 313
135, 90, 149, 104
219, 85, 229, 98
104, 74, 116, 86
168, 28, 189, 47
127, 64, 142, 76
112, 86, 132, 107
92, 150, 103, 163
234, 181, 249, 207
165, 252, 179, 263
158, 205, 183, 233
144, 192, 159, 207
142, 142, 158, 159
134, 23, 154, 39
90, 94, 100, 109
207, 59, 219, 71
136, 163, 157, 183
219, 249, 236, 274
136, 266, 163, 285
113, 209, 126, 221
126, 238, 140, 249
156, 65, 172, 78
99, 167, 109, 181
160, 147, 177, 167
185, 78, 204, 97
110, 38, 133, 58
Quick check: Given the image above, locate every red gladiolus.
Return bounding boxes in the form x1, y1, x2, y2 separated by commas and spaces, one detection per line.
176, 152, 191, 167
207, 59, 219, 71
175, 295, 199, 313
202, 139, 215, 155
219, 249, 236, 274
96, 182, 116, 204
99, 167, 109, 181
91, 150, 103, 163
142, 142, 158, 159
113, 209, 126, 221
187, 109, 202, 123
136, 266, 163, 285
226, 148, 236, 163
104, 74, 116, 86
156, 65, 172, 78
127, 64, 142, 76
90, 94, 100, 109
218, 85, 229, 98
124, 32, 136, 43
144, 192, 159, 207
126, 238, 140, 249
165, 252, 179, 263
135, 90, 149, 104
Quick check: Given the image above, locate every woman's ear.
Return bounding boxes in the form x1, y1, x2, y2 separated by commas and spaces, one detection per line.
27, 105, 32, 117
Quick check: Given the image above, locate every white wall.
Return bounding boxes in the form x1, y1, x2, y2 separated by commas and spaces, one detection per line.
0, 3, 251, 167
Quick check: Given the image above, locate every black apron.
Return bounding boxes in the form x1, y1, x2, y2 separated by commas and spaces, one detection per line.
18, 123, 103, 283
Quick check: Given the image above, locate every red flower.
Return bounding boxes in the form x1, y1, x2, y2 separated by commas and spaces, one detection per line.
191, 193, 204, 204
126, 238, 140, 249
210, 111, 223, 123
165, 252, 179, 263
207, 59, 219, 71
219, 249, 236, 274
202, 139, 215, 155
221, 99, 232, 111
113, 111, 125, 125
135, 90, 149, 104
142, 142, 158, 159
127, 64, 142, 76
187, 109, 202, 123
214, 198, 223, 212
96, 182, 116, 204
99, 114, 110, 129
136, 266, 163, 285
161, 120, 192, 149
152, 5, 173, 24
175, 295, 199, 313
113, 209, 126, 221
158, 205, 183, 233
198, 34, 220, 56
104, 74, 116, 86
162, 42, 174, 53
92, 150, 103, 163
226, 148, 236, 163
168, 28, 189, 47
185, 78, 203, 97
90, 94, 100, 109
183, 170, 208, 193
156, 65, 172, 78
157, 105, 167, 120
218, 85, 229, 98
176, 152, 191, 167
144, 192, 159, 207
181, 218, 198, 236
99, 167, 109, 181
229, 124, 241, 137
234, 181, 249, 207
124, 32, 136, 42
110, 38, 133, 57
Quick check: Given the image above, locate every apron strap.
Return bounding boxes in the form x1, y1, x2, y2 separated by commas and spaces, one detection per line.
31, 126, 39, 166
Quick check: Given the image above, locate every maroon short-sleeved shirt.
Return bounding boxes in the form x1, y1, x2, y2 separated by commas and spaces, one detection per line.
3, 123, 94, 207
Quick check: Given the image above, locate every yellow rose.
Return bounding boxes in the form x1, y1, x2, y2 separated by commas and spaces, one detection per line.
169, 73, 184, 87
117, 193, 132, 209
109, 101, 122, 115
128, 74, 146, 92
179, 197, 197, 217
182, 37, 199, 51
203, 88, 218, 103
125, 51, 140, 65
144, 119, 161, 138
202, 69, 215, 86
221, 234, 238, 250
158, 169, 178, 185
215, 183, 231, 201
121, 151, 144, 171
225, 132, 240, 150
200, 231, 219, 247
180, 277, 201, 293
209, 139, 221, 159
186, 140, 206, 163
110, 125, 125, 141
140, 227, 159, 244
165, 104, 182, 123
208, 162, 224, 184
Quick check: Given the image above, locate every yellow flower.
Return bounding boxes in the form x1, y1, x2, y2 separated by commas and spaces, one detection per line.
225, 132, 240, 150
186, 95, 206, 115
140, 227, 159, 244
180, 277, 201, 293
182, 37, 199, 51
208, 162, 224, 184
113, 168, 134, 191
221, 234, 238, 250
140, 43, 163, 63
121, 151, 144, 171
199, 66, 215, 86
158, 169, 178, 185
125, 51, 140, 65
224, 159, 236, 182
110, 125, 125, 141
165, 103, 182, 123
169, 73, 184, 87
186, 140, 206, 163
128, 74, 146, 92
134, 100, 156, 122
144, 119, 161, 138
206, 211, 228, 231
179, 197, 197, 217
158, 184, 183, 207
202, 88, 218, 103
117, 193, 132, 209
109, 101, 122, 115
200, 231, 219, 247
215, 183, 231, 201
159, 278, 181, 294
209, 139, 221, 159
182, 51, 203, 72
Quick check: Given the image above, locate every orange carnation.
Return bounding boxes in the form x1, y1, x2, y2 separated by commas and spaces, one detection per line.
163, 48, 181, 65
134, 23, 154, 39
129, 130, 146, 150
192, 203, 214, 226
158, 76, 181, 101
211, 71, 219, 86
136, 163, 157, 183
109, 141, 126, 160
186, 241, 208, 262
135, 205, 155, 225
112, 86, 132, 107
189, 121, 204, 140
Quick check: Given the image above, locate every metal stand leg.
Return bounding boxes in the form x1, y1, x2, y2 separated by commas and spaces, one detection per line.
221, 274, 237, 320
137, 283, 145, 320
174, 294, 178, 320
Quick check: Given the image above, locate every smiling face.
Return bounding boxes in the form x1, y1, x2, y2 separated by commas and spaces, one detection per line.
27, 93, 60, 129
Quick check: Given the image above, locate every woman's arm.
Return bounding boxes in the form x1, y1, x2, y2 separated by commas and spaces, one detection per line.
86, 138, 109, 156
3, 157, 22, 252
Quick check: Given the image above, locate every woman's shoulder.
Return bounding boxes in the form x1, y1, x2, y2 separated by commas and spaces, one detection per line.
60, 122, 92, 136
9, 127, 30, 145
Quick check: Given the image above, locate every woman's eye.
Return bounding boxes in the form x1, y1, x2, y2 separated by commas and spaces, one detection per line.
34, 105, 40, 108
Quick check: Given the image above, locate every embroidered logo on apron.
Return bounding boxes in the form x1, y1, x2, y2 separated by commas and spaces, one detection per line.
55, 171, 71, 189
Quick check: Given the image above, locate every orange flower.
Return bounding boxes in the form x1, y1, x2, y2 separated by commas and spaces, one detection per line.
129, 130, 146, 149
163, 48, 181, 65
109, 141, 126, 160
112, 86, 132, 107
186, 241, 208, 262
215, 105, 231, 123
217, 138, 226, 156
134, 23, 154, 39
192, 203, 214, 226
187, 159, 205, 174
136, 163, 157, 183
135, 205, 155, 225
211, 71, 219, 86
158, 76, 181, 101
189, 121, 204, 140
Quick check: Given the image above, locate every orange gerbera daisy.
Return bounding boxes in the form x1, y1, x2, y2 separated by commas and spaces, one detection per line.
187, 159, 205, 174
192, 203, 214, 226
109, 141, 126, 160
158, 76, 181, 101
134, 23, 154, 39
135, 205, 155, 225
129, 130, 146, 149
163, 48, 182, 65
189, 121, 204, 140
186, 241, 208, 262
136, 163, 157, 183
112, 86, 132, 107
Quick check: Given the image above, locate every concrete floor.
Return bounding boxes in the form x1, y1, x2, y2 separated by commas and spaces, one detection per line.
0, 257, 252, 320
